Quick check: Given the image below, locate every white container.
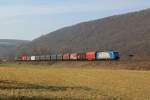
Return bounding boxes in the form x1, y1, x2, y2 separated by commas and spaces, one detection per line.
31, 56, 36, 61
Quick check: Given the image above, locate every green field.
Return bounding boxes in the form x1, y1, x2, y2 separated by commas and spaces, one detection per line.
0, 63, 150, 100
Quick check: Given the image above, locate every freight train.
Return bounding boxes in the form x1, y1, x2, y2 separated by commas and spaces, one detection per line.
16, 51, 120, 61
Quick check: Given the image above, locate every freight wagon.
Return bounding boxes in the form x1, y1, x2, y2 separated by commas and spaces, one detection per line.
77, 53, 86, 60
70, 53, 78, 60
57, 55, 63, 61
51, 55, 57, 61
86, 52, 96, 60
45, 55, 51, 61
35, 56, 40, 61
63, 54, 70, 61
31, 56, 36, 61
21, 55, 28, 61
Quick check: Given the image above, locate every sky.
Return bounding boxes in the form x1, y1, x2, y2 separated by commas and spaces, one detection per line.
0, 0, 150, 40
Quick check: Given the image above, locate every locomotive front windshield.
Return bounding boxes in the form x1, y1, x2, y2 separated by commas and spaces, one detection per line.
114, 52, 120, 59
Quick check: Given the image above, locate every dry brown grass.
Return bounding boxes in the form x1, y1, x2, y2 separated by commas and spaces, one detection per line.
0, 63, 150, 100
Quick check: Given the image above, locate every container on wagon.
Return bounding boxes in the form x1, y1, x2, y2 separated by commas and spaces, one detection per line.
51, 55, 57, 61
40, 55, 46, 61
27, 56, 31, 61
35, 56, 40, 61
70, 53, 78, 60
57, 55, 63, 61
15, 56, 21, 61
21, 55, 28, 61
86, 52, 96, 60
77, 53, 86, 60
14, 57, 18, 61
63, 53, 70, 60
31, 56, 36, 61
45, 55, 51, 61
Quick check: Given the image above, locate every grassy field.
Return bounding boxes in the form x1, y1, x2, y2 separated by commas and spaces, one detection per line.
0, 63, 150, 100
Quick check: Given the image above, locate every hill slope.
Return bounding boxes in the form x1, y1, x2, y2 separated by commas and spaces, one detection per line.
0, 39, 29, 59
20, 8, 150, 60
